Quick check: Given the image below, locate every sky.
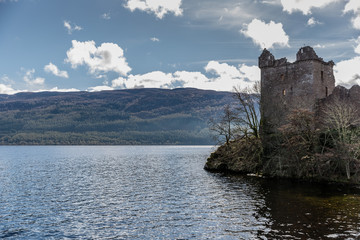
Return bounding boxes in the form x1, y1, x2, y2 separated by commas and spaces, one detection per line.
1, 0, 360, 94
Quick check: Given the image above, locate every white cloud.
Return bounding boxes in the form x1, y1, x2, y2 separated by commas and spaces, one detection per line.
101, 13, 111, 20
280, 0, 339, 15
63, 20, 82, 34
1, 74, 14, 84
307, 17, 322, 26
150, 37, 160, 42
0, 84, 18, 95
344, 0, 360, 14
124, 0, 183, 19
205, 61, 242, 79
241, 18, 289, 49
111, 61, 260, 91
111, 77, 127, 88
30, 87, 80, 93
314, 44, 326, 49
343, 0, 360, 30
0, 85, 81, 95
334, 56, 360, 87
121, 71, 174, 89
44, 62, 69, 78
23, 69, 45, 85
172, 71, 211, 89
334, 37, 360, 87
239, 64, 261, 84
65, 40, 131, 77
204, 61, 259, 90
354, 36, 360, 54
351, 16, 360, 29
87, 85, 114, 92
46, 87, 80, 92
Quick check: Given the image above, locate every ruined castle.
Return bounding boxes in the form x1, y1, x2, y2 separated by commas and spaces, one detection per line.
259, 46, 360, 134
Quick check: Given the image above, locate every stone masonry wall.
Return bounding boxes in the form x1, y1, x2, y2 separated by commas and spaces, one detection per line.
259, 46, 335, 135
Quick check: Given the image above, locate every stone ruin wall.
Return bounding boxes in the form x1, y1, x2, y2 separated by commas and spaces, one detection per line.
259, 46, 336, 134
318, 84, 360, 114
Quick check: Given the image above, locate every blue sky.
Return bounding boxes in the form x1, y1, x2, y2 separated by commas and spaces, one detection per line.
1, 0, 360, 94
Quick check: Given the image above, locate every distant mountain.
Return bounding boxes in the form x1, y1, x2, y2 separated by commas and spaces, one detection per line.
0, 88, 236, 145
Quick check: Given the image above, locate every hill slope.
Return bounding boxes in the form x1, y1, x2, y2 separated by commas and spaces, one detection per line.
0, 88, 235, 145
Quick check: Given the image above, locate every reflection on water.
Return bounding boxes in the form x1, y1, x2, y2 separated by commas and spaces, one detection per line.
0, 146, 359, 239
255, 179, 360, 239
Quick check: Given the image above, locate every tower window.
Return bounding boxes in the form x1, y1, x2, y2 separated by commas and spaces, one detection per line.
280, 74, 285, 81
321, 71, 324, 81
325, 87, 328, 97
282, 89, 286, 96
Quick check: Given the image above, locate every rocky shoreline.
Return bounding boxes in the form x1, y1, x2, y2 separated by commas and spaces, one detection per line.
204, 139, 262, 174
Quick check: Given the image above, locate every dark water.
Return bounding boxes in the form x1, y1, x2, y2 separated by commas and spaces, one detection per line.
1, 146, 360, 239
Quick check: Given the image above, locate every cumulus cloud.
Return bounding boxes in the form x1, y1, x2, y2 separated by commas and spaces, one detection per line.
307, 17, 322, 26
334, 56, 360, 87
45, 87, 79, 92
344, 0, 360, 13
334, 36, 360, 87
280, 0, 339, 15
172, 71, 211, 89
343, 0, 360, 29
29, 87, 80, 93
238, 64, 261, 84
64, 20, 82, 34
87, 85, 114, 92
44, 63, 69, 78
1, 75, 20, 94
314, 44, 326, 49
204, 61, 260, 90
65, 40, 131, 77
111, 77, 127, 88
150, 37, 160, 42
113, 71, 174, 89
0, 85, 81, 94
352, 16, 360, 29
124, 0, 183, 19
0, 84, 18, 95
23, 69, 45, 85
111, 61, 260, 91
241, 18, 289, 49
353, 36, 360, 54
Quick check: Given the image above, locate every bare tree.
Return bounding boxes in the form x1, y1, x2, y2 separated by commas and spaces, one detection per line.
323, 97, 360, 143
322, 97, 360, 179
208, 104, 237, 145
208, 82, 261, 146
277, 109, 319, 177
233, 82, 261, 139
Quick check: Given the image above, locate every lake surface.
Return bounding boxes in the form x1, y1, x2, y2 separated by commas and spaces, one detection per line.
1, 146, 360, 239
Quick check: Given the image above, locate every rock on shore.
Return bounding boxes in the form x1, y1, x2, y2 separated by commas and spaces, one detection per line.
204, 138, 262, 173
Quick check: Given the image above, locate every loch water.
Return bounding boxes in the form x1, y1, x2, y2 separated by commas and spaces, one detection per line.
1, 146, 360, 239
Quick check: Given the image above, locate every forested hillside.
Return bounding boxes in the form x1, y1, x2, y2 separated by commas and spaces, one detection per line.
0, 88, 235, 145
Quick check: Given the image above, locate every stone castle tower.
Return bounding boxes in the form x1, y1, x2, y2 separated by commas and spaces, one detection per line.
258, 46, 336, 134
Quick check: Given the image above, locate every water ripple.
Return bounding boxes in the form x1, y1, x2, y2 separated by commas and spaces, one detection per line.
0, 146, 360, 239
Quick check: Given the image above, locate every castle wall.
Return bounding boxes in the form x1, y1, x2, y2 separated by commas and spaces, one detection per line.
320, 85, 360, 107
259, 47, 335, 134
